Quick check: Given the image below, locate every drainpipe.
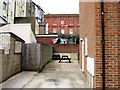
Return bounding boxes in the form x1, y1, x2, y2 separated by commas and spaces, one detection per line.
14, 0, 16, 23
7, 0, 9, 23
101, 0, 105, 90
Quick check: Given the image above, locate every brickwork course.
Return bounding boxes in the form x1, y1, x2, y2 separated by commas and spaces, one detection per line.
44, 14, 79, 34
79, 1, 120, 88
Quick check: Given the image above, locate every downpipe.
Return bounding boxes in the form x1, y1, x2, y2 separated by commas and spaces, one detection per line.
101, 1, 105, 90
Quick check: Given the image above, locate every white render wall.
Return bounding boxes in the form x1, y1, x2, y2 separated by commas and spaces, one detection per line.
0, 0, 14, 24
0, 24, 36, 43
7, 0, 15, 23
0, 0, 2, 17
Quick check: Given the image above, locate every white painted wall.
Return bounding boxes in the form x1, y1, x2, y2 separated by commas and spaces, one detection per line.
0, 0, 15, 23
0, 0, 2, 17
7, 0, 15, 24
87, 57, 94, 76
87, 56, 94, 87
0, 24, 36, 43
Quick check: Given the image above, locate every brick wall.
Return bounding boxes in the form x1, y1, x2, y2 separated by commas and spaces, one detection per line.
44, 14, 79, 34
95, 2, 103, 88
53, 44, 79, 53
36, 36, 56, 44
79, 1, 120, 88
95, 2, 120, 88
36, 36, 79, 53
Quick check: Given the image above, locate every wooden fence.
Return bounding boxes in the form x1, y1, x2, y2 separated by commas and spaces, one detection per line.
22, 43, 53, 72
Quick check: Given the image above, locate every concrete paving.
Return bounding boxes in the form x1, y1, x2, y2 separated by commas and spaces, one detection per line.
1, 60, 90, 88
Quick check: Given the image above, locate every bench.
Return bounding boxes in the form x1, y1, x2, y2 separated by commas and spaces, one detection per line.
59, 55, 71, 63
52, 54, 60, 60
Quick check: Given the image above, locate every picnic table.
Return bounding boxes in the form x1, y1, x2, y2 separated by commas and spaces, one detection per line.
59, 55, 71, 63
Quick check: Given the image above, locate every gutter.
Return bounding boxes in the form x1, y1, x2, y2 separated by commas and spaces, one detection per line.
101, 1, 105, 90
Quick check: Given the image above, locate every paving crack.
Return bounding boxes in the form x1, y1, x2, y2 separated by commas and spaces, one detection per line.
22, 73, 37, 88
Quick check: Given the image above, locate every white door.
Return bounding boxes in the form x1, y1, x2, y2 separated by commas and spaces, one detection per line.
82, 40, 84, 72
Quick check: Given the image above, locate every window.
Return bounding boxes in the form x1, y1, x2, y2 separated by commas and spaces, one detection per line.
61, 20, 65, 25
69, 18, 73, 24
69, 29, 73, 34
76, 18, 79, 26
32, 6, 35, 13
3, 2, 7, 10
61, 29, 64, 34
27, 0, 30, 6
53, 19, 58, 25
21, 10, 24, 17
10, 11, 13, 17
53, 28, 57, 33
28, 11, 30, 17
21, 0, 25, 5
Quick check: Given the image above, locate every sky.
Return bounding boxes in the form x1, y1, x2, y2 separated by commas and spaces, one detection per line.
33, 0, 79, 14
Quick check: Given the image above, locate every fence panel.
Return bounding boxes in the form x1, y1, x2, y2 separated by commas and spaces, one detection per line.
22, 43, 53, 72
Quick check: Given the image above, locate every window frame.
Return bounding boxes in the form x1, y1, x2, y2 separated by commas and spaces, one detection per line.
61, 28, 65, 34
3, 2, 7, 10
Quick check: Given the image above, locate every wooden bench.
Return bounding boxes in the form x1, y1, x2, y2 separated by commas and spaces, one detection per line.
59, 55, 71, 63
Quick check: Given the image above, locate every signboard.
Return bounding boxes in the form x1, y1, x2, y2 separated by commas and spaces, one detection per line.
14, 41, 22, 53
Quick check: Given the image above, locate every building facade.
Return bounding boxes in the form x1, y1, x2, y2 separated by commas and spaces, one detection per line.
14, 0, 27, 17
26, 0, 44, 22
0, 0, 15, 24
79, 1, 120, 88
15, 0, 44, 21
0, 0, 44, 24
44, 14, 79, 35
14, 0, 45, 35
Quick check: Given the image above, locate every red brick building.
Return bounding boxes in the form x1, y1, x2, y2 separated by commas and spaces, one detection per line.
36, 35, 79, 53
79, 1, 120, 88
44, 14, 79, 34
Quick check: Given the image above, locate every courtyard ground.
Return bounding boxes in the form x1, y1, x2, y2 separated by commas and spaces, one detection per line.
1, 60, 90, 88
